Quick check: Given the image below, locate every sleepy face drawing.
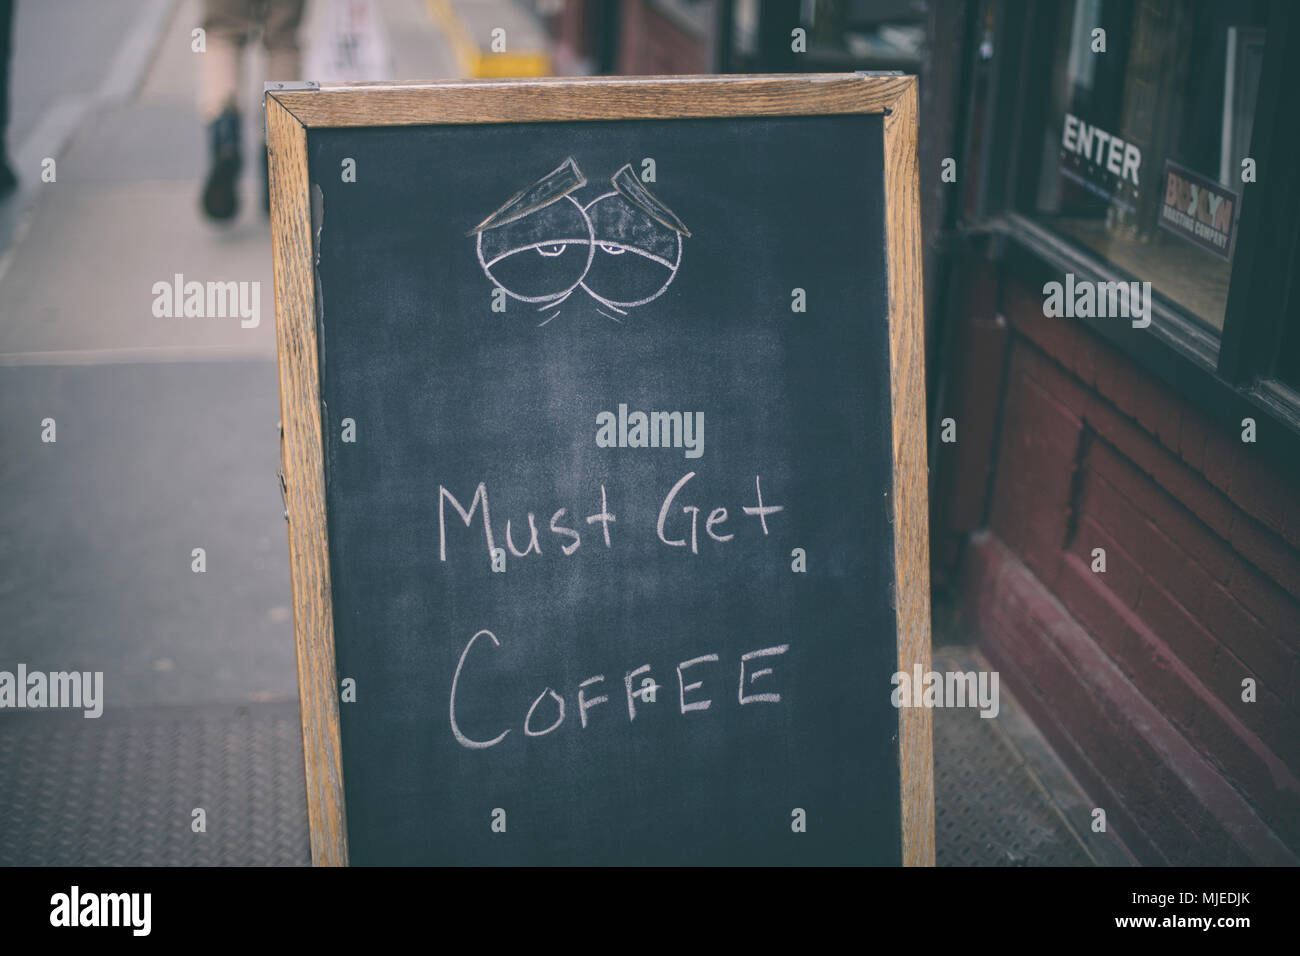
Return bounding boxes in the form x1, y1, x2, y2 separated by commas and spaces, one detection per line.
476, 195, 594, 304
471, 158, 691, 322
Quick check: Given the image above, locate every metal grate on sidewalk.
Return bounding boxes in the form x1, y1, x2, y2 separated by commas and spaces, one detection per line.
932, 648, 1129, 866
0, 700, 310, 866
934, 699, 1093, 865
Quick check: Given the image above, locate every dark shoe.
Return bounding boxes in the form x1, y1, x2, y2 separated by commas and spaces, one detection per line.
201, 107, 242, 221
0, 159, 16, 200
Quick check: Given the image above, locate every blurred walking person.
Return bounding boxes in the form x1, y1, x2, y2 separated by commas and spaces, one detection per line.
199, 0, 306, 221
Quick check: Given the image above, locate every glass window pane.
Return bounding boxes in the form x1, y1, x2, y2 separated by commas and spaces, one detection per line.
1025, 0, 1268, 332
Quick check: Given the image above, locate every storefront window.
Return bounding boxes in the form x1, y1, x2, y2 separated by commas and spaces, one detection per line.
1025, 0, 1268, 332
729, 0, 925, 71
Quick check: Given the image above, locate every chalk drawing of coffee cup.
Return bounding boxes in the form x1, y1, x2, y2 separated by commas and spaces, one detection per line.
470, 158, 594, 305
471, 158, 690, 323
580, 164, 691, 312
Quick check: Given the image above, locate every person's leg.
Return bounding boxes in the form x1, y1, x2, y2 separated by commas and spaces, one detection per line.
262, 0, 306, 82
258, 0, 306, 212
199, 0, 257, 220
0, 0, 16, 198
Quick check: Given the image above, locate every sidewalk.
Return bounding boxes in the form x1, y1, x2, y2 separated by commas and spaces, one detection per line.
0, 0, 457, 707
0, 0, 454, 862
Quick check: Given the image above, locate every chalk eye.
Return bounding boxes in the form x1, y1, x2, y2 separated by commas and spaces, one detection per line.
476, 196, 594, 304
581, 193, 681, 308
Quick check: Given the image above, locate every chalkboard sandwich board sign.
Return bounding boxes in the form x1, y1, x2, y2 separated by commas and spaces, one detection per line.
267, 74, 933, 866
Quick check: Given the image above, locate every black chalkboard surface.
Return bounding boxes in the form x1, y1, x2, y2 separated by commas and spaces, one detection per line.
267, 76, 933, 867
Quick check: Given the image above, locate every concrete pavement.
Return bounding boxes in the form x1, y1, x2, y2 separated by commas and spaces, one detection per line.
0, 0, 459, 707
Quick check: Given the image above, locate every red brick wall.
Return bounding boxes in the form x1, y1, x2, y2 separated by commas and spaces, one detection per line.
616, 1, 708, 75
959, 273, 1300, 864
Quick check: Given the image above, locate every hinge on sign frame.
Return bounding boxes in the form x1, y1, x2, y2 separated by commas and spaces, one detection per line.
265, 81, 321, 93
264, 81, 320, 140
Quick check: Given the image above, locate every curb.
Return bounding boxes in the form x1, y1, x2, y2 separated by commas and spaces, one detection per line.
426, 0, 551, 78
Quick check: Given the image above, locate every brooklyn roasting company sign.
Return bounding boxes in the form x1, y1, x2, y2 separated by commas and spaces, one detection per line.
1158, 160, 1238, 260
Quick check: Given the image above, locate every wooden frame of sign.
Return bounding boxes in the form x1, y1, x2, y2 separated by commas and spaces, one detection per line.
267, 74, 933, 867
